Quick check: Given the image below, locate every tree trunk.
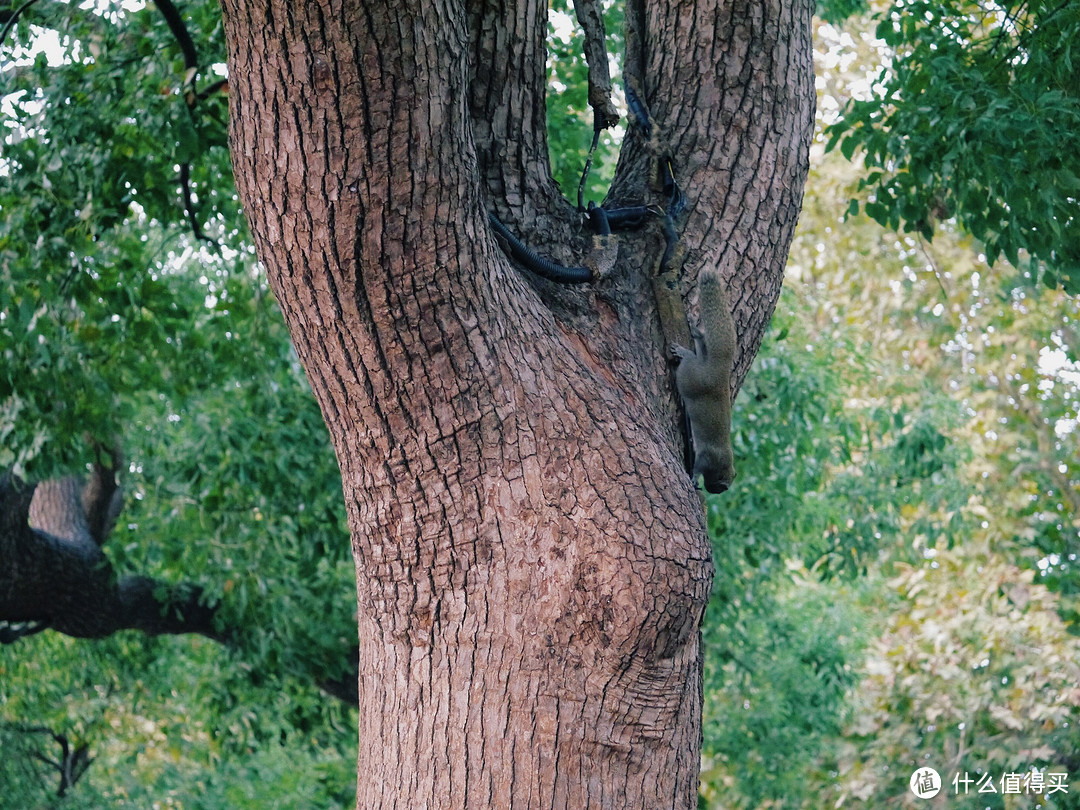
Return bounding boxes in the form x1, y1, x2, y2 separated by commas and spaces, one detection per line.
219, 0, 813, 806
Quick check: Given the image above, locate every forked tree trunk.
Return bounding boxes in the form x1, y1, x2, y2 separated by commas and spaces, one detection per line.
219, 0, 813, 806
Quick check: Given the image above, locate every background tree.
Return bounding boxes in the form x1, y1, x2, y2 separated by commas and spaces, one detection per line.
697, 10, 1080, 805
825, 0, 1080, 292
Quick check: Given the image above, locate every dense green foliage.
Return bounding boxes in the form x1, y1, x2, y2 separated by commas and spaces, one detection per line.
0, 631, 354, 808
826, 0, 1080, 293
0, 0, 238, 467
2, 0, 1078, 807
1, 3, 358, 806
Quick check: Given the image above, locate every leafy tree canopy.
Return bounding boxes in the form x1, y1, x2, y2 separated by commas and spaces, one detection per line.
823, 0, 1080, 293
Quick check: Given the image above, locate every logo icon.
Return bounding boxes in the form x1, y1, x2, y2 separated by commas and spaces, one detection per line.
910, 767, 942, 799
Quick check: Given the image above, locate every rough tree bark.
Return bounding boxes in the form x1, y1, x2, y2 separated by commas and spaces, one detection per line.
219, 0, 813, 806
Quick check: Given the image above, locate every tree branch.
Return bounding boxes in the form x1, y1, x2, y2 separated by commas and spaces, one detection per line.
2, 469, 360, 706
319, 650, 360, 705
0, 0, 111, 41
1, 471, 225, 641
0, 0, 42, 50
2, 723, 95, 797
572, 0, 620, 131
179, 161, 208, 243
467, 0, 565, 222
149, 0, 216, 243
150, 0, 198, 71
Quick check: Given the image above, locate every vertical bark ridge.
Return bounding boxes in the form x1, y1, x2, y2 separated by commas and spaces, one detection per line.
467, 0, 562, 217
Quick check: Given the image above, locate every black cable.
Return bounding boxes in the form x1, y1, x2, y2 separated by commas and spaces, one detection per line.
602, 204, 662, 229
487, 213, 593, 284
577, 125, 602, 211
624, 79, 652, 139
587, 202, 610, 235
661, 158, 686, 219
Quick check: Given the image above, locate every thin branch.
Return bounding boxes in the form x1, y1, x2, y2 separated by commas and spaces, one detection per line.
987, 0, 1029, 57
988, 0, 1071, 71
0, 0, 42, 53
150, 0, 197, 70
1, 723, 56, 735
915, 234, 951, 306
150, 0, 217, 243
196, 76, 228, 101
1, 0, 112, 46
179, 162, 208, 243
572, 0, 619, 131
26, 729, 93, 796
31, 750, 62, 770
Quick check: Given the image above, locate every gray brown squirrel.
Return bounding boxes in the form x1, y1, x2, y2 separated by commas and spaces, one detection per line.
672, 268, 737, 494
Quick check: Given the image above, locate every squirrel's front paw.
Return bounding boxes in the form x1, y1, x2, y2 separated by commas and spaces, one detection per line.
670, 343, 693, 362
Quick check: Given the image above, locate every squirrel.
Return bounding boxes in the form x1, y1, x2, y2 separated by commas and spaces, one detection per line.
672, 268, 737, 494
